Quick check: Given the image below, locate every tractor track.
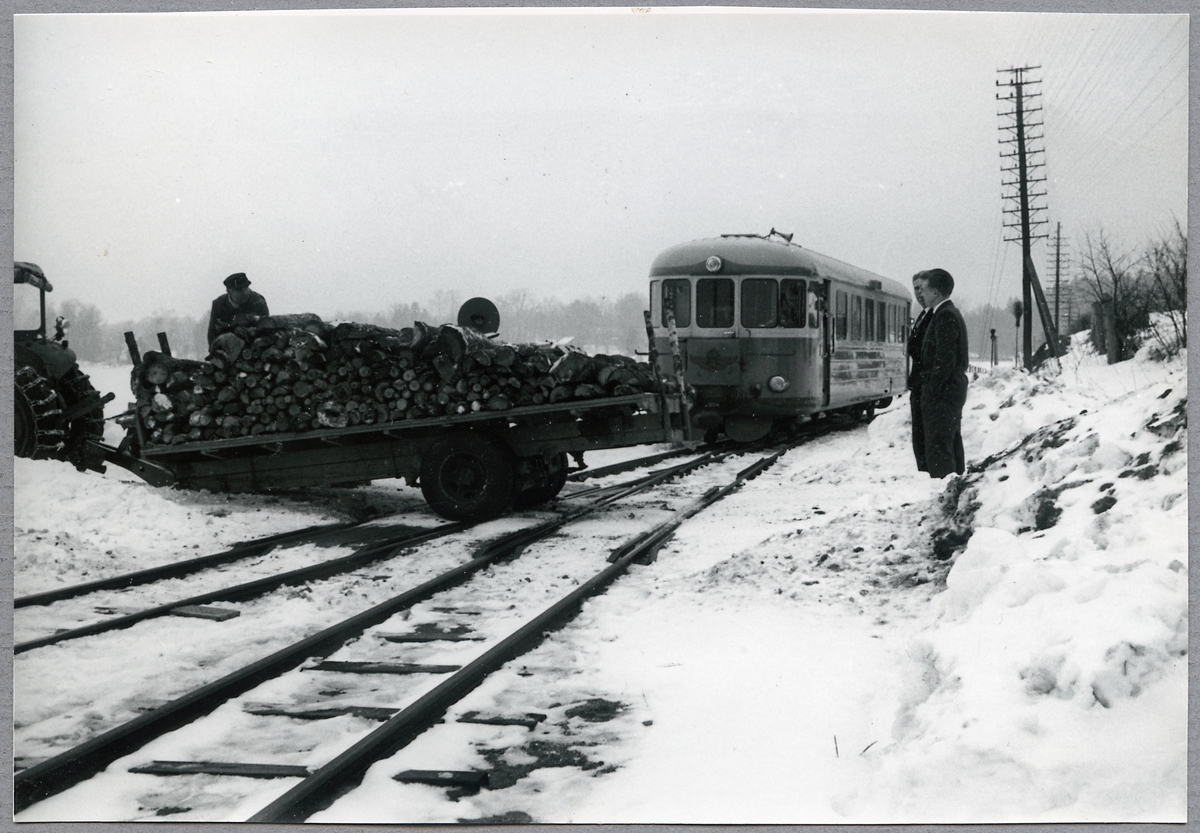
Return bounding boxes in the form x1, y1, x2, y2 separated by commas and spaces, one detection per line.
14, 437, 810, 820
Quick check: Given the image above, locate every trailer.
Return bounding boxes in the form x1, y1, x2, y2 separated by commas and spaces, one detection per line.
91, 344, 690, 522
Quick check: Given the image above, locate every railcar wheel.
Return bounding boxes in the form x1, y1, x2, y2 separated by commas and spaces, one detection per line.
14, 365, 65, 459
724, 416, 774, 443
420, 432, 516, 521
512, 452, 569, 509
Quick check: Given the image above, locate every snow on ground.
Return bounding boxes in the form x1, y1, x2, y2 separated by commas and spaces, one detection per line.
12, 341, 1187, 822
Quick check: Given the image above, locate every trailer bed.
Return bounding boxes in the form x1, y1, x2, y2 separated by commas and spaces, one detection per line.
130, 391, 685, 493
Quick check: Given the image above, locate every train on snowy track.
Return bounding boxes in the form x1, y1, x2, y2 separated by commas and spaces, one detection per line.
20, 230, 911, 521
648, 230, 911, 442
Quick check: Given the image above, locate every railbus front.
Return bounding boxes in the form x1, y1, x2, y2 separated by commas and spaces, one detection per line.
647, 231, 911, 441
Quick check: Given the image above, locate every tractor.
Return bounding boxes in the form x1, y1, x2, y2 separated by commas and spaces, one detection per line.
14, 261, 110, 470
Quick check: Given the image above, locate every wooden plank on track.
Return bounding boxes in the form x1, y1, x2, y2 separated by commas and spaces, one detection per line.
129, 761, 310, 778
457, 711, 547, 730
375, 632, 485, 643
393, 769, 489, 789
242, 703, 398, 721
169, 605, 241, 621
307, 661, 462, 675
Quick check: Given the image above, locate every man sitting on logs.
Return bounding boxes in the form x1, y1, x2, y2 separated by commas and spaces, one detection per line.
208, 272, 269, 347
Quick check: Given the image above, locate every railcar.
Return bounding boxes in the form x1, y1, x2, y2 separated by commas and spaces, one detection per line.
648, 231, 911, 441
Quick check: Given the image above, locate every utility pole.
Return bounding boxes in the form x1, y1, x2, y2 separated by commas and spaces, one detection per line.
997, 66, 1059, 370
1046, 222, 1070, 334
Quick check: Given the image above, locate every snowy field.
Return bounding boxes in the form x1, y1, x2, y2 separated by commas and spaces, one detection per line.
12, 336, 1187, 823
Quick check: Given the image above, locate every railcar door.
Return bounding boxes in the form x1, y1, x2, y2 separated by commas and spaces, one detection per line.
687, 276, 740, 387
819, 280, 832, 406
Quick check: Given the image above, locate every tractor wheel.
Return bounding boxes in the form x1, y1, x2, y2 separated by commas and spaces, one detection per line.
512, 452, 569, 510
420, 432, 516, 521
58, 367, 107, 469
14, 365, 65, 459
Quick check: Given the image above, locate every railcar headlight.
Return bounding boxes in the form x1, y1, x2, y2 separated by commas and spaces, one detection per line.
706, 255, 723, 273
768, 375, 790, 393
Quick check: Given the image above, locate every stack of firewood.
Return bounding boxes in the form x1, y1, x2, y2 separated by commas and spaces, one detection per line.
119, 313, 667, 445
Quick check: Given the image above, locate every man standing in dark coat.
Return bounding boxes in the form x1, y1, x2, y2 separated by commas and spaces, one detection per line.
207, 272, 269, 346
913, 268, 969, 478
906, 273, 933, 472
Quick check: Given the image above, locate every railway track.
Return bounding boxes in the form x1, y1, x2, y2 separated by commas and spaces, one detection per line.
14, 446, 724, 653
14, 439, 803, 820
15, 443, 712, 613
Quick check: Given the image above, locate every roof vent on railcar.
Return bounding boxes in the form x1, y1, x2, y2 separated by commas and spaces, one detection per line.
718, 228, 796, 245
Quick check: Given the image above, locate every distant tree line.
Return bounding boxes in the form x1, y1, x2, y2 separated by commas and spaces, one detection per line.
45, 290, 654, 366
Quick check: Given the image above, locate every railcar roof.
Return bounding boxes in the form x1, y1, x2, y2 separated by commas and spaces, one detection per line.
649, 235, 909, 298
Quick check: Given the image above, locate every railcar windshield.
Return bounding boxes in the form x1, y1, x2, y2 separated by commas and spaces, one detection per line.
779, 279, 806, 328
661, 278, 691, 327
741, 279, 778, 328
696, 278, 734, 328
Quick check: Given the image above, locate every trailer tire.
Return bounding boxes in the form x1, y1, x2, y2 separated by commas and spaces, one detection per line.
420, 432, 516, 521
512, 452, 569, 510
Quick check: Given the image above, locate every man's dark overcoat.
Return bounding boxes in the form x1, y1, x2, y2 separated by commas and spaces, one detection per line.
906, 307, 933, 471
917, 299, 969, 478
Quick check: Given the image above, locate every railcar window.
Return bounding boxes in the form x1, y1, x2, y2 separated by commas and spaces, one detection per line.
835, 291, 848, 339
888, 304, 897, 342
865, 299, 875, 342
741, 279, 778, 328
662, 279, 691, 328
807, 283, 824, 328
779, 279, 805, 328
696, 278, 734, 328
851, 295, 863, 340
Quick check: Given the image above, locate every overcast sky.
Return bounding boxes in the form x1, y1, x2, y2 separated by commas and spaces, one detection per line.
13, 7, 1188, 324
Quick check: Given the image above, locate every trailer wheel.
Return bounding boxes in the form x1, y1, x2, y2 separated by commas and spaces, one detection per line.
420, 432, 516, 521
512, 452, 569, 510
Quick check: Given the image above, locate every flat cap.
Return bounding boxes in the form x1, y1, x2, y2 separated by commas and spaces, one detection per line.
223, 272, 251, 289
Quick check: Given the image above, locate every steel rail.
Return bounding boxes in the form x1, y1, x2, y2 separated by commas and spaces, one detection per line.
14, 523, 466, 654
13, 446, 730, 813
566, 445, 703, 481
15, 520, 362, 608
248, 444, 794, 822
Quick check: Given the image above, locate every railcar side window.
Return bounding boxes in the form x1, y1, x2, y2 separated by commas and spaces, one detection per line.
696, 278, 734, 328
741, 279, 778, 328
865, 299, 875, 342
835, 291, 848, 339
779, 279, 805, 328
662, 279, 692, 328
851, 295, 863, 340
